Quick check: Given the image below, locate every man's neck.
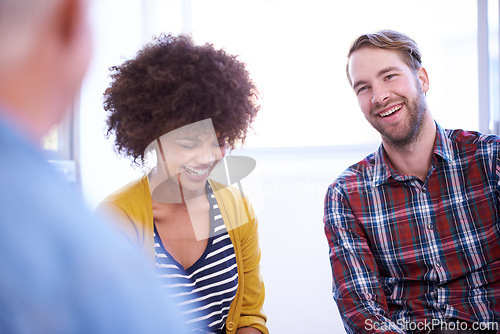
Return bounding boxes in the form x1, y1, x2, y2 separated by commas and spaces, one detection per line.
382, 114, 437, 181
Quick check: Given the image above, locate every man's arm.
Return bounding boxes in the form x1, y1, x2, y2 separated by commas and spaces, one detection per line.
324, 183, 405, 334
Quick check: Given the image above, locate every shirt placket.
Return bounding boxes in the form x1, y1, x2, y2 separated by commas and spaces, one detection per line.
409, 172, 449, 319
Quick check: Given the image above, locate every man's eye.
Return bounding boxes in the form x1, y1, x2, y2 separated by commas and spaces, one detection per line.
357, 86, 369, 94
385, 74, 396, 80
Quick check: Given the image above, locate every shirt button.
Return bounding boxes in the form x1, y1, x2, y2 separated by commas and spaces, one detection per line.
428, 224, 434, 230
227, 322, 235, 331
422, 187, 427, 192
436, 261, 442, 267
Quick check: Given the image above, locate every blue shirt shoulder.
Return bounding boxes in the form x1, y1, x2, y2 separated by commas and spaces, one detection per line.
0, 117, 187, 334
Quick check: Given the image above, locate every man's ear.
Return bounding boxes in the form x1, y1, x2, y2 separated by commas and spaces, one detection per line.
52, 0, 84, 46
417, 66, 429, 93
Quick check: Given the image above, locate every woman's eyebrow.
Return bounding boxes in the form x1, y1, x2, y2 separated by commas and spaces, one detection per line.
175, 136, 200, 142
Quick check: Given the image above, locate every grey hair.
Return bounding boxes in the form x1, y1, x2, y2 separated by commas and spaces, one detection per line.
0, 0, 60, 71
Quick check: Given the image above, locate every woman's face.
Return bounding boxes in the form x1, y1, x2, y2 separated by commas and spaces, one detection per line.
156, 125, 226, 198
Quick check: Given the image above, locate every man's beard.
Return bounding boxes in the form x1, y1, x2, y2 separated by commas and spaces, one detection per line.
370, 83, 428, 150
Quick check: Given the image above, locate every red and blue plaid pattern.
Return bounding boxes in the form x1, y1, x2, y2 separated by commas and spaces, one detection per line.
324, 123, 500, 334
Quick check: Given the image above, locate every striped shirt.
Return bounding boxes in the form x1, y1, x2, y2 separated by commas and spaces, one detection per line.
154, 184, 238, 333
324, 123, 500, 334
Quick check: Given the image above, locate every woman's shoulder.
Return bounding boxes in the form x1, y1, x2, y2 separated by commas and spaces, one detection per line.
208, 179, 256, 234
99, 175, 151, 216
208, 180, 247, 205
103, 176, 149, 202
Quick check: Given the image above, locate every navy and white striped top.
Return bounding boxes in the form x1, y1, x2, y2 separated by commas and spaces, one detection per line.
154, 184, 238, 333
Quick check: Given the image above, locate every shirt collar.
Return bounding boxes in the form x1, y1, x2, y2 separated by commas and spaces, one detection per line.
433, 122, 454, 163
372, 122, 454, 186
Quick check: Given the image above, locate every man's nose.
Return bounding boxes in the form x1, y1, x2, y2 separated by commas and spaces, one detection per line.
371, 84, 390, 105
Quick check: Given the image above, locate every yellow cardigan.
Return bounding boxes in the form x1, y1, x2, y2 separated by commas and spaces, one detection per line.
98, 176, 268, 334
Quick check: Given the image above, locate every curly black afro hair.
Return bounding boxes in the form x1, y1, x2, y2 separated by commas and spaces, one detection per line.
104, 33, 260, 165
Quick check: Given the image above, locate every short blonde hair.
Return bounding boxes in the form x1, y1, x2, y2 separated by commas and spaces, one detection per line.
346, 30, 423, 86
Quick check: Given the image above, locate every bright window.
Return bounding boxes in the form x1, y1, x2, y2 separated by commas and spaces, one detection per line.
146, 0, 479, 148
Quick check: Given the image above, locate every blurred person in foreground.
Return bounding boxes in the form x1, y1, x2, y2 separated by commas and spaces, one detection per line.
324, 30, 500, 334
98, 34, 268, 334
0, 0, 186, 333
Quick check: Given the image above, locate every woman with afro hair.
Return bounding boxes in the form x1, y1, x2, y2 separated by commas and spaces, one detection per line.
98, 34, 268, 334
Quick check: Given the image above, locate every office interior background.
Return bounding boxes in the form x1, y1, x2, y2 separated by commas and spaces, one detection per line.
44, 0, 500, 332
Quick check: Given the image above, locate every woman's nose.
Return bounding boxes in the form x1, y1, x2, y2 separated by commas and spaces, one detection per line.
197, 145, 221, 164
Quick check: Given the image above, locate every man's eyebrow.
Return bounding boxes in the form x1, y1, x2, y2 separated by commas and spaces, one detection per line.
352, 66, 403, 90
353, 80, 368, 91
377, 66, 401, 77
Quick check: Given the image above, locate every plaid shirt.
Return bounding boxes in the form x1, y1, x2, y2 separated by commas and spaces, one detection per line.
324, 123, 500, 334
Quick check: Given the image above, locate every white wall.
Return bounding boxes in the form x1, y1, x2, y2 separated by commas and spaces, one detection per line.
234, 145, 377, 332
79, 0, 145, 208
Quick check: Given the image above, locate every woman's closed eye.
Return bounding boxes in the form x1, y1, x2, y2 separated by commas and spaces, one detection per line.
176, 140, 198, 149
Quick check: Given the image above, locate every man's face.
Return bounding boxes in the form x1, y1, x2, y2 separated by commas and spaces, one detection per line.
347, 47, 429, 148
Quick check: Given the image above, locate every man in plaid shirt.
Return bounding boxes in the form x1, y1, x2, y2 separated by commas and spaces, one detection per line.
324, 30, 500, 334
